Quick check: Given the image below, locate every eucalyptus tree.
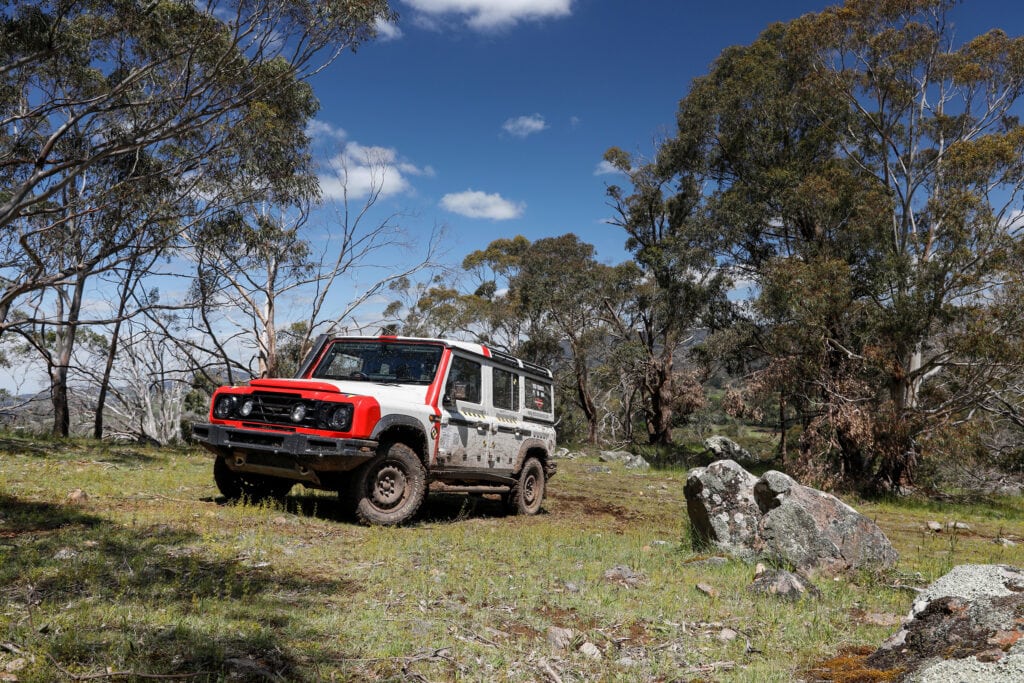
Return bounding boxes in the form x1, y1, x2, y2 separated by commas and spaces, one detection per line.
659, 0, 1024, 488
603, 148, 732, 446
513, 234, 632, 444
0, 0, 392, 434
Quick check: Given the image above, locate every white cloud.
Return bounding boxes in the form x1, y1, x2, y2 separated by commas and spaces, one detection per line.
306, 120, 347, 141
1004, 209, 1024, 232
402, 0, 572, 30
593, 159, 623, 176
308, 124, 431, 201
374, 17, 404, 41
440, 190, 524, 220
502, 114, 547, 138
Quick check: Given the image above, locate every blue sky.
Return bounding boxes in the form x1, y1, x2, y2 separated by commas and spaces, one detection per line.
303, 0, 1024, 267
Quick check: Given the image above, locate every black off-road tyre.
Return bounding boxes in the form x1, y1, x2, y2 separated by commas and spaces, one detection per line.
507, 457, 545, 516
351, 442, 427, 526
214, 456, 293, 503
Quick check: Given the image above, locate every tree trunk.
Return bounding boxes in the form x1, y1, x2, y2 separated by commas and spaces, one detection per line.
573, 353, 599, 444
51, 272, 87, 437
647, 349, 675, 446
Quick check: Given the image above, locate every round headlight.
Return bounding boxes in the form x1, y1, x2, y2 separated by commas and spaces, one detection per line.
239, 399, 254, 417
290, 403, 307, 423
326, 404, 352, 431
213, 396, 235, 419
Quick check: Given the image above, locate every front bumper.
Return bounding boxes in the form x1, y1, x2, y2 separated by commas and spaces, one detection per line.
192, 422, 378, 484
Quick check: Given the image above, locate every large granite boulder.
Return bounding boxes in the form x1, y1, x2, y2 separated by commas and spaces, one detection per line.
684, 460, 762, 561
702, 435, 758, 466
867, 564, 1024, 682
684, 460, 898, 572
754, 470, 899, 573
598, 450, 651, 470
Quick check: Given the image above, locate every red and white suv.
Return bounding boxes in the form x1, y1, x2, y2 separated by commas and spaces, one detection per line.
192, 335, 557, 525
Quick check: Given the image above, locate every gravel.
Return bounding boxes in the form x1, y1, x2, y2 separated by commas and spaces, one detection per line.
908, 564, 1024, 618
908, 655, 1024, 683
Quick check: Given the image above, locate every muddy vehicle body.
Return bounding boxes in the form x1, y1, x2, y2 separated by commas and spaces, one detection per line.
192, 335, 557, 525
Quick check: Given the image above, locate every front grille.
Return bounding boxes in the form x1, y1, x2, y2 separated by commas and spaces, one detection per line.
246, 392, 320, 429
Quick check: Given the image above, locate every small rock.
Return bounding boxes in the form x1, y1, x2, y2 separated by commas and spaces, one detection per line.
563, 581, 581, 593
604, 565, 644, 588
696, 582, 719, 598
946, 521, 971, 531
66, 489, 88, 504
616, 656, 637, 667
584, 466, 612, 474
53, 548, 77, 560
547, 626, 574, 650
5, 658, 27, 672
995, 537, 1017, 547
719, 627, 738, 641
579, 642, 602, 659
748, 568, 820, 601
271, 515, 289, 525
927, 521, 943, 532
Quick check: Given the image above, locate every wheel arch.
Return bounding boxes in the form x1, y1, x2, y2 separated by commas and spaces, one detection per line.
371, 415, 429, 464
514, 439, 550, 474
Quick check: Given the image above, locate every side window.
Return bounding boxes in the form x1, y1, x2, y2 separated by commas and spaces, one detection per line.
445, 356, 481, 404
526, 378, 552, 413
493, 368, 520, 411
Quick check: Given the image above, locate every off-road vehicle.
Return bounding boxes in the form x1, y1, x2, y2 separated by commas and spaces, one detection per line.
192, 335, 557, 525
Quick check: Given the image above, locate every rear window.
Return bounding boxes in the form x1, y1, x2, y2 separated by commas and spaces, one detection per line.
525, 378, 552, 413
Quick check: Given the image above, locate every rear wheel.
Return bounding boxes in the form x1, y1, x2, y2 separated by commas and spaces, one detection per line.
508, 457, 545, 515
214, 456, 293, 503
351, 442, 426, 526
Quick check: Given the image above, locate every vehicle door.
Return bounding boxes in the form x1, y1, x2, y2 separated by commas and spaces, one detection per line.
490, 365, 524, 471
437, 354, 492, 467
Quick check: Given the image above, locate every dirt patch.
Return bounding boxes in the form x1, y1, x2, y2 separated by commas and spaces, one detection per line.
537, 603, 597, 632
548, 491, 635, 519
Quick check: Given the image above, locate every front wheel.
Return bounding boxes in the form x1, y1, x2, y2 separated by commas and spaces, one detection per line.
214, 456, 292, 503
508, 457, 546, 515
351, 442, 426, 526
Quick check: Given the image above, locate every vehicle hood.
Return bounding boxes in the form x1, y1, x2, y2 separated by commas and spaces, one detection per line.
248, 378, 430, 407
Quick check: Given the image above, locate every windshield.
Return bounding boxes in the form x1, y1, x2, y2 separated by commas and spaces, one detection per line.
311, 341, 443, 385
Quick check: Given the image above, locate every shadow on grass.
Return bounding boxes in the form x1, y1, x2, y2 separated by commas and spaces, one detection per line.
242, 489, 519, 526
0, 493, 362, 682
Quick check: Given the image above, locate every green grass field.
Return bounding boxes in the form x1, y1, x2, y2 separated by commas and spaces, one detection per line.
1, 435, 1021, 682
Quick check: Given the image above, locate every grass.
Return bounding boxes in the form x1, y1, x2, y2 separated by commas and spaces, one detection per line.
0, 433, 1021, 682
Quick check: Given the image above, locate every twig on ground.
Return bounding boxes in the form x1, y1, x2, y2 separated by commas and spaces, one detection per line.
538, 658, 563, 683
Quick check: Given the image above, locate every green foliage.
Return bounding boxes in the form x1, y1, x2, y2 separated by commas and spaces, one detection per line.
652, 0, 1024, 490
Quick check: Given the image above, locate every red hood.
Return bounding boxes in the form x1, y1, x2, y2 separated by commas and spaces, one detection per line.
247, 378, 344, 394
